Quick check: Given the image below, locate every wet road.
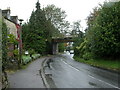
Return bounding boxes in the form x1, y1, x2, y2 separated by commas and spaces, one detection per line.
45, 52, 120, 89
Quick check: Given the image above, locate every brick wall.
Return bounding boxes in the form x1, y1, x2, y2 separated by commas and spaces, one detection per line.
7, 43, 14, 57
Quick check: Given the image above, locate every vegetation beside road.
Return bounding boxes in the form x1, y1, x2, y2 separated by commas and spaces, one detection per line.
74, 56, 120, 72
22, 1, 68, 55
73, 1, 120, 72
22, 54, 40, 65
2, 0, 67, 76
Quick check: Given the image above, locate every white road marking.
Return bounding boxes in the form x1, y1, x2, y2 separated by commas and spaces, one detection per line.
62, 60, 79, 71
61, 59, 120, 89
88, 75, 120, 89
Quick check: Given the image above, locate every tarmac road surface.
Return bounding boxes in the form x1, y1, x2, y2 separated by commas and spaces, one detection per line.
44, 52, 120, 89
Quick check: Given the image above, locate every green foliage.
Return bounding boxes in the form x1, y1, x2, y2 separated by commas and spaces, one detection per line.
22, 1, 68, 55
7, 34, 18, 45
13, 49, 19, 61
22, 1, 52, 55
74, 2, 120, 60
73, 31, 84, 56
86, 7, 101, 31
71, 20, 81, 35
71, 20, 85, 57
22, 55, 32, 64
74, 39, 86, 57
58, 43, 65, 52
74, 56, 120, 71
2, 20, 8, 67
44, 4, 70, 35
32, 54, 40, 59
82, 52, 93, 60
28, 49, 35, 56
86, 2, 120, 59
13, 49, 19, 57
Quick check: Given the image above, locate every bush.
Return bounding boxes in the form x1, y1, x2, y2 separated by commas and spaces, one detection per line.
7, 34, 18, 45
22, 55, 32, 64
58, 43, 65, 52
83, 52, 93, 60
13, 49, 19, 57
28, 49, 35, 57
85, 2, 120, 59
32, 54, 40, 59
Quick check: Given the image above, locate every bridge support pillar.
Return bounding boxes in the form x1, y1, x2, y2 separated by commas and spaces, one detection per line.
52, 43, 58, 55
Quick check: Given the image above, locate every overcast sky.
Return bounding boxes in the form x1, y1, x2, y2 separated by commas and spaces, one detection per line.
0, 0, 106, 30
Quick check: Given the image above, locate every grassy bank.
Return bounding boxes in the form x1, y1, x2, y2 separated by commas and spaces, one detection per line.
74, 56, 120, 72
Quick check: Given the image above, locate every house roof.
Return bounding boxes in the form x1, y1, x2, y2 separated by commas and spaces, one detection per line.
2, 9, 19, 25
4, 17, 17, 25
2, 9, 10, 13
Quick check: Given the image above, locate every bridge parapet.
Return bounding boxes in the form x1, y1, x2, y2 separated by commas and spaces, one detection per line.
52, 35, 76, 54
52, 35, 77, 39
52, 35, 77, 43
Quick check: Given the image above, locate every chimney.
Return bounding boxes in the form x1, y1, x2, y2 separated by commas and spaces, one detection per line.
2, 8, 11, 19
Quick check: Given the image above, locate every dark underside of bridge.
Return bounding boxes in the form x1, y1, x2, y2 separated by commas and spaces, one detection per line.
52, 37, 74, 43
51, 37, 74, 54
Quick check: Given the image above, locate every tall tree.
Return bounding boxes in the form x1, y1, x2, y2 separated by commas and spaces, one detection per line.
44, 4, 70, 36
85, 1, 120, 59
71, 20, 82, 36
71, 20, 84, 56
86, 7, 101, 31
22, 1, 51, 54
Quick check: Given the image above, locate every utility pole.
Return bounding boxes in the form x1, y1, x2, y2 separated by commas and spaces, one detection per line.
18, 19, 23, 68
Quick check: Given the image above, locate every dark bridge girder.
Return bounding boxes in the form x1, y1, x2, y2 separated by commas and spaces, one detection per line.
52, 37, 74, 43
52, 37, 74, 54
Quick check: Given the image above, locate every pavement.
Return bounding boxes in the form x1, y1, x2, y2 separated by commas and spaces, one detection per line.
7, 57, 48, 88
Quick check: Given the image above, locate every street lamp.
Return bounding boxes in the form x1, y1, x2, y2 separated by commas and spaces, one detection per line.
19, 19, 24, 25
18, 19, 23, 68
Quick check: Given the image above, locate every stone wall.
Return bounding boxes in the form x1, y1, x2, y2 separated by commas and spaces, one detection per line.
4, 18, 17, 38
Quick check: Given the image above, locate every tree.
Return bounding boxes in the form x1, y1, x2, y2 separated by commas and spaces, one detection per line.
71, 20, 84, 56
22, 1, 51, 54
2, 20, 8, 67
44, 4, 70, 36
58, 43, 65, 52
86, 7, 101, 31
85, 1, 120, 59
74, 1, 120, 60
71, 20, 83, 36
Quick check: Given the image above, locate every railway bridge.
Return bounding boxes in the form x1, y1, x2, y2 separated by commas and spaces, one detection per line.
52, 35, 76, 54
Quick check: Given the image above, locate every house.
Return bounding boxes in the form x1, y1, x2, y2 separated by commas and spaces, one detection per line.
2, 9, 18, 38
2, 8, 20, 58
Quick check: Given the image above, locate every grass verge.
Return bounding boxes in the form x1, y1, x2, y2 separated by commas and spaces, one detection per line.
74, 56, 120, 72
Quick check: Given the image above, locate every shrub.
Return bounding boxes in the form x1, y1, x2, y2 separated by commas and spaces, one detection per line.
7, 34, 18, 45
32, 54, 40, 59
13, 49, 19, 57
83, 52, 93, 60
28, 49, 35, 57
22, 55, 32, 64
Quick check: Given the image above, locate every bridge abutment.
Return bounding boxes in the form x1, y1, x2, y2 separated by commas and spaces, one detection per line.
52, 36, 74, 54
52, 43, 58, 55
